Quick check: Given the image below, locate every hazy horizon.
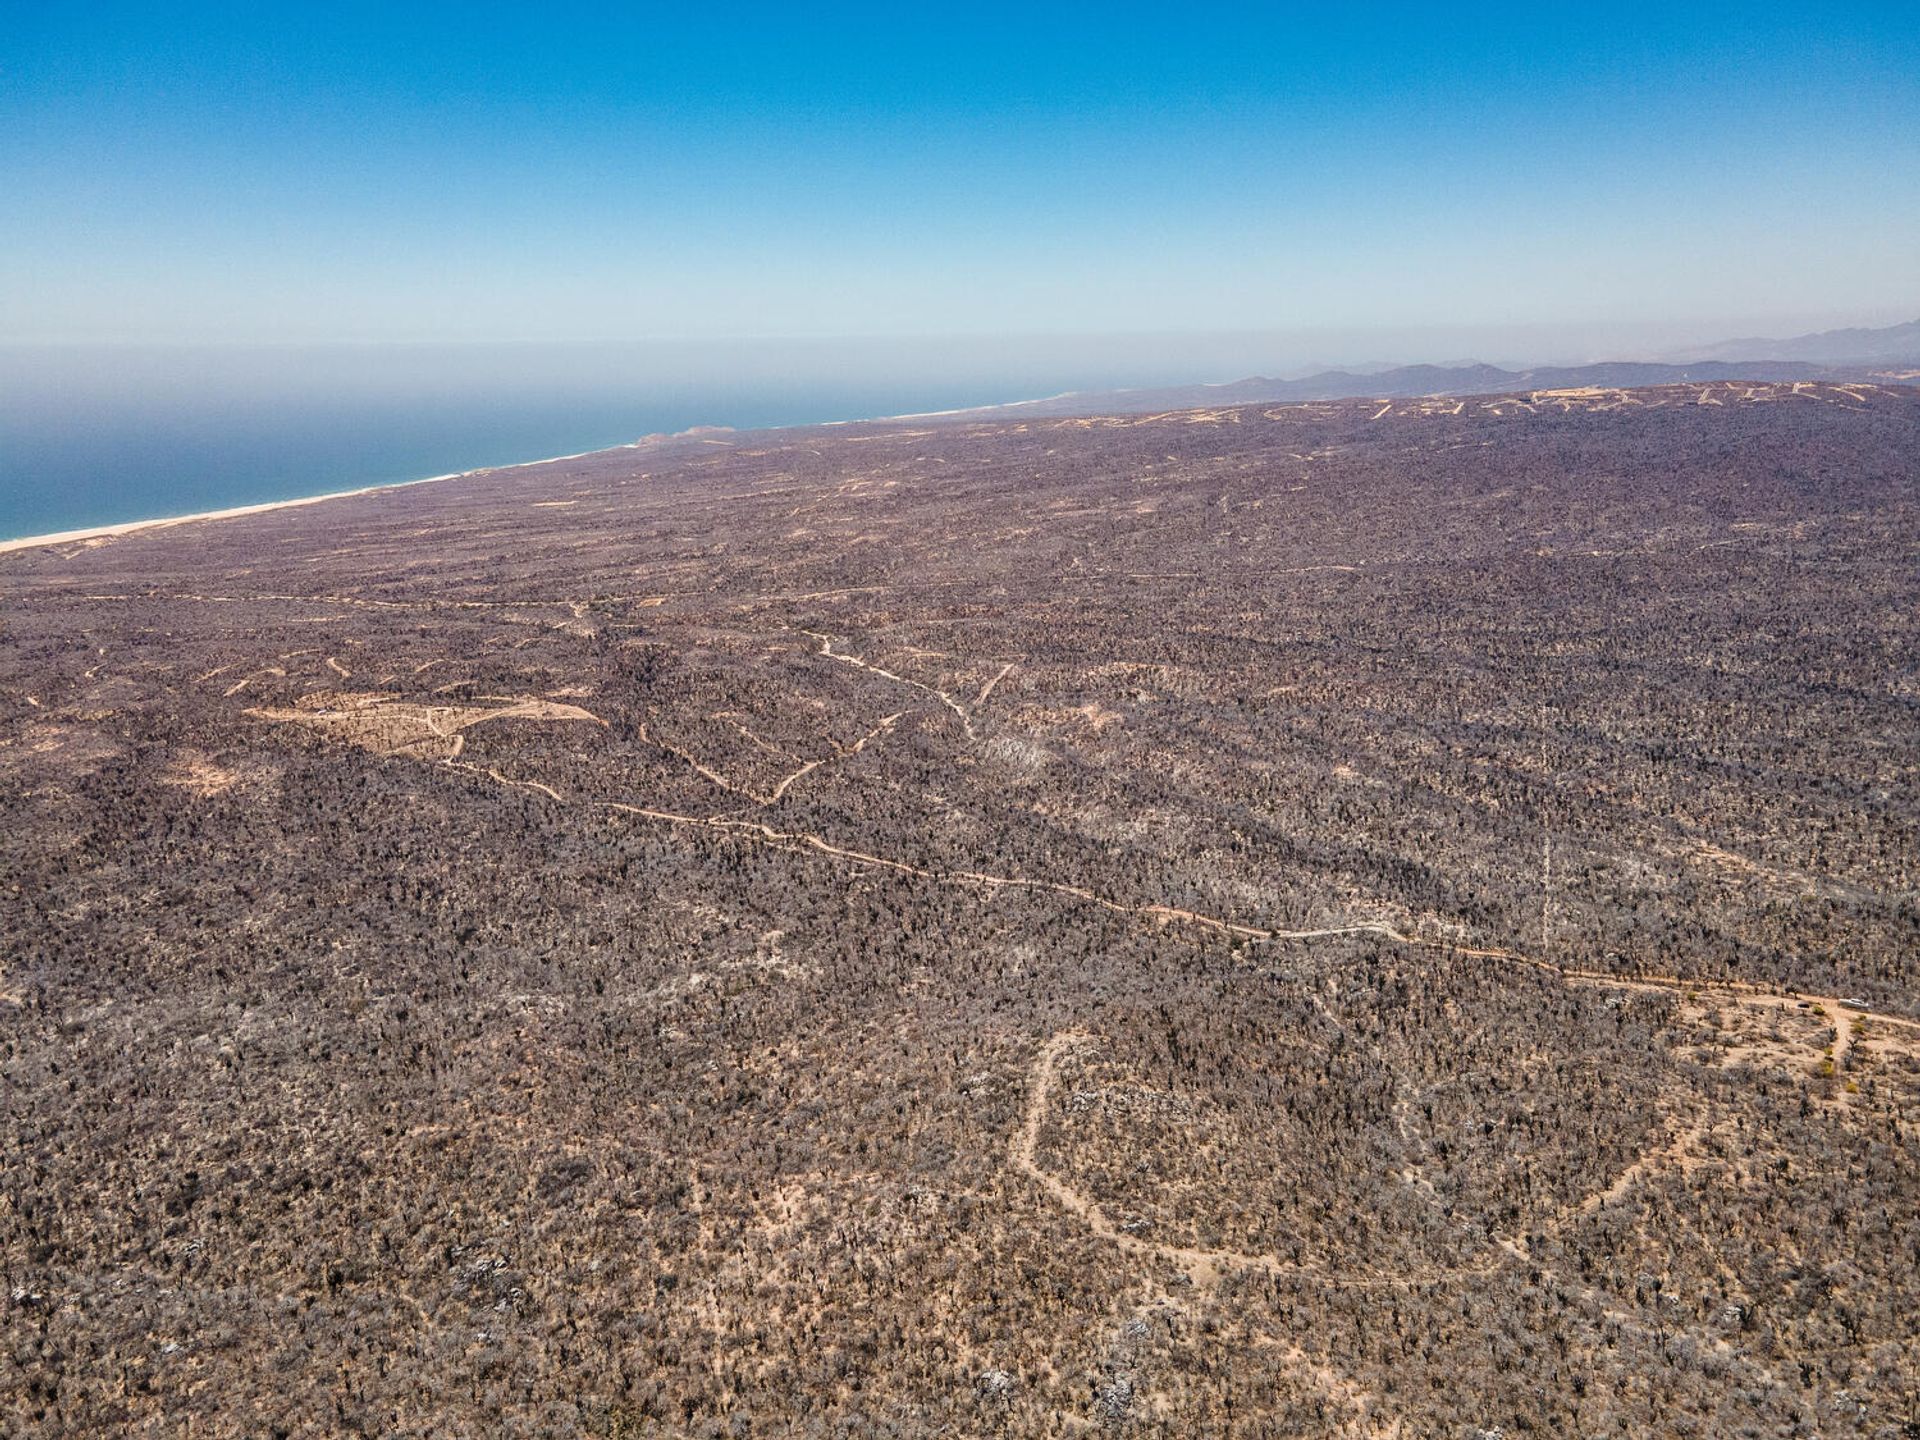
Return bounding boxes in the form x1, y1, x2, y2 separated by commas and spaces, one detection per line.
8, 307, 1917, 395
5, 308, 1916, 542
5, 4, 1916, 540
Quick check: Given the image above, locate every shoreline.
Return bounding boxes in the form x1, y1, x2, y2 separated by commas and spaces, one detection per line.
0, 391, 1073, 556
0, 441, 644, 557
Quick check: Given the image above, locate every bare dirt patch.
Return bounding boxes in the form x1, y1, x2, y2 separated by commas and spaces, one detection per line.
247, 690, 605, 760
157, 749, 247, 797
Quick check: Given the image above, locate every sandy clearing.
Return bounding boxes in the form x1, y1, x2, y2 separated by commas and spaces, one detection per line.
250, 692, 604, 759
158, 750, 245, 797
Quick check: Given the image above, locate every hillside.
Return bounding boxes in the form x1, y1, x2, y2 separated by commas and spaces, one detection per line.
1669, 317, 1920, 366
947, 358, 1909, 420
3, 379, 1918, 1437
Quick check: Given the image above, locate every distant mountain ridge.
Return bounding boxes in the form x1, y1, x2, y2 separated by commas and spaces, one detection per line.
932, 317, 1920, 420
946, 359, 1878, 420
1667, 318, 1920, 366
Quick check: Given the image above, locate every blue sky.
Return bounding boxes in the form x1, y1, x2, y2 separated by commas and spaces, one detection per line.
4, 2, 1917, 351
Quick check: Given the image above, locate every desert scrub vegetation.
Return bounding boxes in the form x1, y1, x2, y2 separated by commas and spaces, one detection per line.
3, 382, 1919, 1436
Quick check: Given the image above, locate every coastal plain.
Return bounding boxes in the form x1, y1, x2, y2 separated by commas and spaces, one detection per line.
3, 381, 1919, 1437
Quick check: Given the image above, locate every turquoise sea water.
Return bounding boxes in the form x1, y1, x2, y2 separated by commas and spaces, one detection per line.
1, 341, 1229, 542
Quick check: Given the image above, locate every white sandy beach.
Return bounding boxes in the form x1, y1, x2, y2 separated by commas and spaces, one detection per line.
0, 443, 638, 556
863, 391, 1074, 422
0, 389, 1077, 557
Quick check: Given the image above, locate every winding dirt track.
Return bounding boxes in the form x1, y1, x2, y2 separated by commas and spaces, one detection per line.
1012, 1019, 1805, 1424
1013, 1035, 1411, 1437
1010, 1031, 1499, 1293
975, 662, 1016, 705
410, 720, 1911, 1435
436, 752, 1920, 1041
414, 673, 1917, 1379
799, 628, 979, 739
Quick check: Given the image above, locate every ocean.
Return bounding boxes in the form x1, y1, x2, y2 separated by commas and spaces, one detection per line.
0, 343, 1130, 543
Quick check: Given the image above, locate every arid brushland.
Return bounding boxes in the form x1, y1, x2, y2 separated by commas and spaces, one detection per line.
3, 381, 1918, 1437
